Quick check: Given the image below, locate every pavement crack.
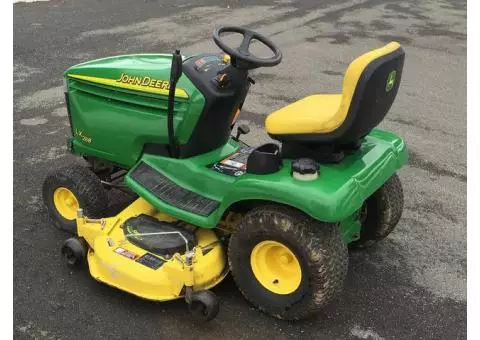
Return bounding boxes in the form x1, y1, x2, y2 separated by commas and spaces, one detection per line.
408, 150, 466, 183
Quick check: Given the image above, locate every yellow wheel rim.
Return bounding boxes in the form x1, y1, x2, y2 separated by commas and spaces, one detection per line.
250, 240, 302, 295
53, 187, 79, 220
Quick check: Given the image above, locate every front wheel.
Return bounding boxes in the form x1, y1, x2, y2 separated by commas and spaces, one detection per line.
42, 165, 108, 234
228, 205, 348, 320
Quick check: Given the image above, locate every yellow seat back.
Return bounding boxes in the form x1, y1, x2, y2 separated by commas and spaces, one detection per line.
336, 42, 402, 128
265, 42, 405, 145
331, 42, 405, 144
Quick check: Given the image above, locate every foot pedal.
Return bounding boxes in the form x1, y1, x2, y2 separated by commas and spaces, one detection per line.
130, 162, 220, 216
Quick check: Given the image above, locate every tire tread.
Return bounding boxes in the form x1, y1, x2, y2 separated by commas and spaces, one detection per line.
228, 204, 348, 320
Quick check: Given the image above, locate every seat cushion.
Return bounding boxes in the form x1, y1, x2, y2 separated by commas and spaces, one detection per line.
265, 94, 343, 136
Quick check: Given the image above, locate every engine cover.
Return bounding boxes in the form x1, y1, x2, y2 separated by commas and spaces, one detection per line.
64, 52, 250, 167
64, 54, 206, 168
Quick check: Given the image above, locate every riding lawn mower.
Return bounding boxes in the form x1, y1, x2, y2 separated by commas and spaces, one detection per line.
42, 26, 407, 321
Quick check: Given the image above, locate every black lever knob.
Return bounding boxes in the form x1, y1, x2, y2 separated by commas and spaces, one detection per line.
235, 124, 250, 140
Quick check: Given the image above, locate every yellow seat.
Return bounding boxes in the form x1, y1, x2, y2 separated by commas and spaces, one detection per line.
265, 42, 405, 144
265, 94, 343, 135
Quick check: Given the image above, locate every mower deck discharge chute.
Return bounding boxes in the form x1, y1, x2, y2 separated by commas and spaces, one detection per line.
43, 26, 407, 321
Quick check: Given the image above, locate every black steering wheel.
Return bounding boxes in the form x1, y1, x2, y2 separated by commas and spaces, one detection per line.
213, 26, 282, 69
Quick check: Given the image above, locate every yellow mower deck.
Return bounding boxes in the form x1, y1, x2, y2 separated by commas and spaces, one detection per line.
77, 198, 228, 302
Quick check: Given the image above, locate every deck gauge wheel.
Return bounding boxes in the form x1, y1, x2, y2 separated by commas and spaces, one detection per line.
188, 291, 220, 322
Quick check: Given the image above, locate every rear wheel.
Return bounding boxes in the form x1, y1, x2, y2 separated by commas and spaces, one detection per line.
43, 165, 108, 233
349, 173, 404, 248
228, 205, 348, 320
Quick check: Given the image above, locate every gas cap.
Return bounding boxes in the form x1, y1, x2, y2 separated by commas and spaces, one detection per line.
291, 158, 319, 181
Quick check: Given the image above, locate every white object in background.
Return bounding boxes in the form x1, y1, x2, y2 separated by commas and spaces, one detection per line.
14, 0, 50, 3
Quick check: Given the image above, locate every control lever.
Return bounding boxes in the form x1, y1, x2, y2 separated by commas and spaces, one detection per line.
170, 49, 183, 84
167, 49, 182, 158
235, 124, 250, 141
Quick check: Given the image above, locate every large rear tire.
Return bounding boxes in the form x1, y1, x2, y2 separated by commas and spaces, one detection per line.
228, 205, 348, 320
42, 165, 108, 234
349, 172, 404, 249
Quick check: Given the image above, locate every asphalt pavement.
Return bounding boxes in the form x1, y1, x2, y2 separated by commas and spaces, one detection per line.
13, 0, 467, 339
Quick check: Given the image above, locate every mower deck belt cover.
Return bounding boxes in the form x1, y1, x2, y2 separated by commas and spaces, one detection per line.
123, 214, 195, 256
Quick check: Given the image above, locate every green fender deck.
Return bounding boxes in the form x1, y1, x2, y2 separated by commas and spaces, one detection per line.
125, 128, 407, 243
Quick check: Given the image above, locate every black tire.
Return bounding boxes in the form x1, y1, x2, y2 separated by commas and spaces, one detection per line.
188, 291, 220, 322
349, 173, 404, 249
61, 237, 87, 269
42, 165, 108, 234
228, 205, 348, 320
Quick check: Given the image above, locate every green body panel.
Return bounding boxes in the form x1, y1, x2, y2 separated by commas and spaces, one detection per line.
64, 54, 205, 168
125, 128, 408, 243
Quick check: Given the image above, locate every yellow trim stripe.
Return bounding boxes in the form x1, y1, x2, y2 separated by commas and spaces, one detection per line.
68, 74, 189, 99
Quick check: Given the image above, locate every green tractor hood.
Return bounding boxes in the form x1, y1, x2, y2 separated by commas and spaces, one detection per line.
64, 54, 206, 168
